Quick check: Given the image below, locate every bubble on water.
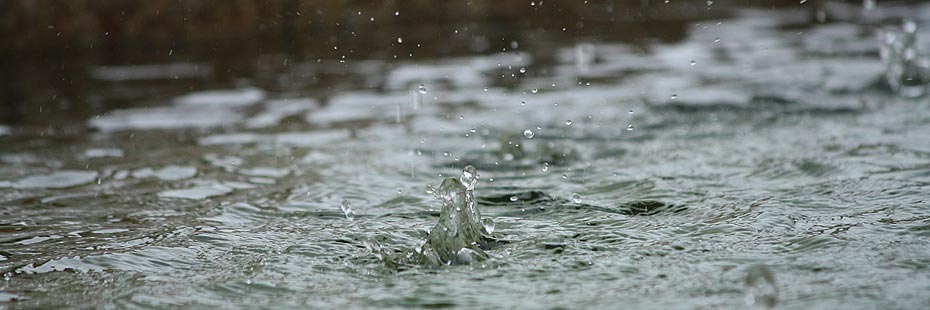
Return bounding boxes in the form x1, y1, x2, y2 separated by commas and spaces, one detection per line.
510, 195, 519, 202
417, 84, 428, 94
519, 67, 527, 74
745, 265, 778, 309
627, 125, 634, 131
571, 193, 582, 203
531, 88, 539, 93
565, 120, 572, 126
523, 129, 535, 139
340, 200, 355, 221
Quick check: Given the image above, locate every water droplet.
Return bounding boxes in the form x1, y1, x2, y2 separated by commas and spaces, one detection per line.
417, 84, 428, 94
340, 200, 355, 221
541, 162, 550, 172
627, 125, 634, 131
510, 195, 519, 202
523, 129, 535, 139
690, 60, 696, 66
799, 0, 806, 4
460, 165, 479, 190
394, 11, 400, 16
628, 110, 634, 115
519, 67, 527, 74
714, 37, 721, 43
531, 88, 539, 94
397, 37, 403, 43
481, 218, 495, 234
565, 120, 572, 126
571, 193, 582, 203
670, 94, 678, 100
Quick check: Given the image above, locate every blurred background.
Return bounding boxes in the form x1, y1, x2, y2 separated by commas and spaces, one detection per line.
0, 0, 821, 131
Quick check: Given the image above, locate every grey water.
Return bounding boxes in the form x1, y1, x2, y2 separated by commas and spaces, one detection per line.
3, 2, 930, 309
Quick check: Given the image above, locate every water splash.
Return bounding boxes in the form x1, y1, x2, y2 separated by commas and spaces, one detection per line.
418, 165, 491, 265
574, 43, 595, 72
880, 20, 930, 98
340, 200, 355, 221
745, 265, 778, 309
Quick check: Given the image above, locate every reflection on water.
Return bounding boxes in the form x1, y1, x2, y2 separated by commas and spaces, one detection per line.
3, 1, 930, 309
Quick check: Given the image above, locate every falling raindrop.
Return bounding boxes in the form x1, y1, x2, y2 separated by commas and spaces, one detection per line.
340, 200, 355, 221
523, 129, 535, 139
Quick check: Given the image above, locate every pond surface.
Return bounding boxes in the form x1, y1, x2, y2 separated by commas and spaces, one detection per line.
2, 2, 930, 309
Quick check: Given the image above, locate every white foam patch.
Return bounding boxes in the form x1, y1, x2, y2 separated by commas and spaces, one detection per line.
12, 170, 98, 189
158, 183, 234, 200
173, 87, 265, 107
84, 148, 124, 158
89, 106, 243, 132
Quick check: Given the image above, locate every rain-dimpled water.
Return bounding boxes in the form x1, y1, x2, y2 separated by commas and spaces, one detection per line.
2, 1, 930, 309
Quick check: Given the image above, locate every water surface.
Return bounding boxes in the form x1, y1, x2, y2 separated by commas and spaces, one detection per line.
2, 2, 930, 309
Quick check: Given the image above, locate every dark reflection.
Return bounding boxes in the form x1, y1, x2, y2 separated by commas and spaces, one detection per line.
0, 0, 807, 130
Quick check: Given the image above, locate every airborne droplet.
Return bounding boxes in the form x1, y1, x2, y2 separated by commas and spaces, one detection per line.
523, 129, 535, 139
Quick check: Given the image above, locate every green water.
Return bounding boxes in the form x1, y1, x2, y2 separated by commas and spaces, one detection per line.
2, 3, 930, 309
